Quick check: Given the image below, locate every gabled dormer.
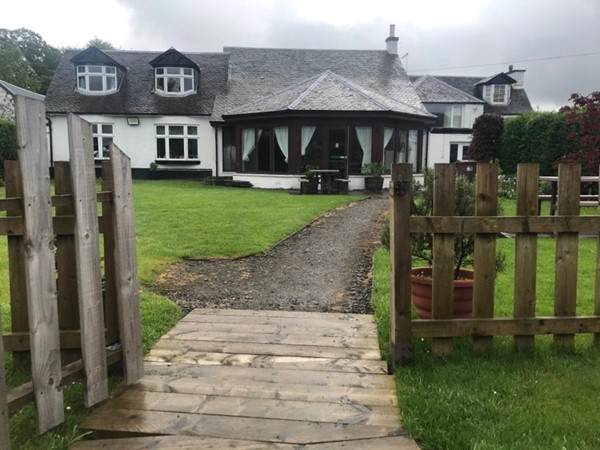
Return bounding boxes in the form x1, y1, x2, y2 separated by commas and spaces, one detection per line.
71, 47, 125, 95
476, 73, 516, 106
149, 48, 200, 97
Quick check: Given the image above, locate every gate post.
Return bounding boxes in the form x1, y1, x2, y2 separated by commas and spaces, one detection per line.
390, 163, 414, 366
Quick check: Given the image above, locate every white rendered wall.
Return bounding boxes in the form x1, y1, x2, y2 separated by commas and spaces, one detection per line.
427, 132, 473, 166
49, 114, 215, 172
463, 104, 484, 128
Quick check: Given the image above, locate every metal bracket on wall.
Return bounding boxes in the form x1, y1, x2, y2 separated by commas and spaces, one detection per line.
392, 180, 411, 198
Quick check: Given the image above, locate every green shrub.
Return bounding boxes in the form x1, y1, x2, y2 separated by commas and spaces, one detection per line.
470, 113, 504, 162
0, 119, 17, 178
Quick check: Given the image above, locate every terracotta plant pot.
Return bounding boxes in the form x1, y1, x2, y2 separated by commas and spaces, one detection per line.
411, 267, 474, 319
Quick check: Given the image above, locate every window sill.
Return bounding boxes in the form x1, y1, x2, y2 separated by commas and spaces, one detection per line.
155, 159, 200, 166
76, 88, 118, 96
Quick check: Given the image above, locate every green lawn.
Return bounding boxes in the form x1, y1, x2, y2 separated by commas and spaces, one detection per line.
2, 180, 360, 449
372, 205, 600, 449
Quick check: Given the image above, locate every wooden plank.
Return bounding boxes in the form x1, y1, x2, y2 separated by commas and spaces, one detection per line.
411, 316, 600, 337
187, 308, 376, 321
3, 330, 84, 351
107, 390, 399, 427
473, 163, 497, 353
110, 144, 144, 383
0, 196, 22, 212
410, 215, 600, 234
136, 375, 398, 407
0, 217, 24, 236
71, 435, 293, 449
307, 436, 419, 449
389, 163, 414, 365
0, 308, 10, 449
554, 164, 580, 352
7, 351, 121, 415
54, 162, 81, 366
4, 161, 29, 369
50, 191, 112, 208
162, 329, 379, 350
14, 95, 64, 432
101, 161, 119, 346
82, 407, 403, 444
67, 114, 109, 407
595, 164, 600, 349
0, 215, 111, 236
142, 364, 395, 391
431, 164, 455, 356
145, 351, 388, 374
514, 164, 539, 351
169, 319, 377, 338
152, 336, 383, 360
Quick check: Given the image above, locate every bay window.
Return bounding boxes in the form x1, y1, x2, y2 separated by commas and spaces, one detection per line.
155, 67, 195, 95
77, 65, 117, 93
156, 125, 199, 161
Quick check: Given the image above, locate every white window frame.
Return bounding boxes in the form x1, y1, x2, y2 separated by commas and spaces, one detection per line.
155, 67, 195, 96
76, 65, 117, 94
483, 84, 510, 105
155, 124, 199, 161
92, 123, 113, 160
427, 104, 463, 128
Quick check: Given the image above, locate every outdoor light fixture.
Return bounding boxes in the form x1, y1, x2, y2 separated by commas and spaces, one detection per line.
127, 117, 140, 126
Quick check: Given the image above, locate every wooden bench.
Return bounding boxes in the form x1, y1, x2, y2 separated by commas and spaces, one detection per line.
335, 178, 350, 194
299, 177, 317, 194
538, 194, 598, 215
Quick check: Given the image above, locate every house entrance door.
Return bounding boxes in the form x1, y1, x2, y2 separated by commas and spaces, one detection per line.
327, 128, 348, 177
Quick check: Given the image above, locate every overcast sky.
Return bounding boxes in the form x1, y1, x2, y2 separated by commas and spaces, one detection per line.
3, 0, 599, 110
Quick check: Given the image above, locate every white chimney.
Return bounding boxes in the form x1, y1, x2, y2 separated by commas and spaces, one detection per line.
386, 24, 399, 55
507, 65, 526, 89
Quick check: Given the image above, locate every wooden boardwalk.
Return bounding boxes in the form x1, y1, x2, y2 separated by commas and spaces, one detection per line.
72, 309, 419, 449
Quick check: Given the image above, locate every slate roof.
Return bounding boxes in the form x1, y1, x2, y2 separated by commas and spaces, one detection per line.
0, 80, 45, 101
45, 49, 229, 116
227, 70, 433, 117
213, 47, 432, 121
412, 75, 483, 104
410, 74, 533, 115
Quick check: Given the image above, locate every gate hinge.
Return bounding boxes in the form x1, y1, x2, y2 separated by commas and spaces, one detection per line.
392, 180, 411, 198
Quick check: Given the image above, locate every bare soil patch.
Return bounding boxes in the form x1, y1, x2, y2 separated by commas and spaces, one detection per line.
149, 196, 388, 314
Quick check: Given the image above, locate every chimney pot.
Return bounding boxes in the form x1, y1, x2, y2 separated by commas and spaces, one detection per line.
385, 24, 399, 55
508, 64, 513, 72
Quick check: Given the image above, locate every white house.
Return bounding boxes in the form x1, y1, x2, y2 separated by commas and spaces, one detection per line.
0, 79, 45, 120
411, 67, 533, 167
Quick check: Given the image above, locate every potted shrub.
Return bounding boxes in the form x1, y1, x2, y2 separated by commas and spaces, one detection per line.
362, 162, 384, 192
382, 168, 505, 318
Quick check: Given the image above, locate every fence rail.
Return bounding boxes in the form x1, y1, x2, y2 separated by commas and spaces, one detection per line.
0, 97, 143, 447
389, 162, 600, 365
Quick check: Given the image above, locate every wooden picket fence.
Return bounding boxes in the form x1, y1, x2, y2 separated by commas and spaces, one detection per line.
0, 96, 143, 448
389, 162, 600, 365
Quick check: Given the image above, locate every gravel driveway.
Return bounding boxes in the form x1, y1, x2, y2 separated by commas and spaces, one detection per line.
150, 195, 388, 315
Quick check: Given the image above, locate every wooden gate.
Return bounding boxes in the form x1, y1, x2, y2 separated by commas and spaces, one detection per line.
0, 96, 143, 448
389, 162, 600, 366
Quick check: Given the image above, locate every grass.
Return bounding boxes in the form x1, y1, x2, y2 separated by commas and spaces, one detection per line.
371, 201, 600, 450
2, 180, 361, 449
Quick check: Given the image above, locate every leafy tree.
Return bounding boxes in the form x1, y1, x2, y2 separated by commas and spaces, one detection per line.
0, 28, 62, 94
469, 113, 504, 162
0, 119, 17, 179
0, 39, 40, 92
85, 37, 117, 50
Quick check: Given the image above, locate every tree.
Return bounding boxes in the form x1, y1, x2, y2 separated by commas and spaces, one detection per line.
0, 39, 40, 92
0, 28, 62, 94
85, 37, 117, 50
469, 113, 504, 162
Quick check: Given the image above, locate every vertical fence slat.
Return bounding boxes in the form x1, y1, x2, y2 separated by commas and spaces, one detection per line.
431, 164, 455, 357
390, 163, 414, 366
110, 144, 144, 383
14, 95, 64, 432
54, 162, 81, 365
5, 161, 29, 369
595, 165, 600, 349
554, 164, 580, 352
0, 308, 10, 449
473, 163, 498, 353
67, 114, 109, 406
514, 163, 539, 352
101, 161, 120, 347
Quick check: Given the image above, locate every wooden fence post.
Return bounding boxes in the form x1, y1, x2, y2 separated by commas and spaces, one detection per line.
390, 163, 414, 366
54, 162, 81, 365
0, 308, 10, 449
473, 163, 498, 353
554, 163, 580, 352
514, 163, 539, 352
431, 164, 456, 357
67, 113, 109, 406
109, 144, 144, 384
14, 95, 64, 433
595, 164, 600, 349
4, 160, 29, 369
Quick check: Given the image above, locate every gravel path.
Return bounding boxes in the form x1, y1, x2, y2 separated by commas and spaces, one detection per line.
150, 196, 388, 315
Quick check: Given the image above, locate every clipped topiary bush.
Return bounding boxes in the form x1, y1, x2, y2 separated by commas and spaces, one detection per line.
470, 113, 504, 162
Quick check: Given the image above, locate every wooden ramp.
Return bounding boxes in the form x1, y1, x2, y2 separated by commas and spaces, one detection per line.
73, 309, 419, 449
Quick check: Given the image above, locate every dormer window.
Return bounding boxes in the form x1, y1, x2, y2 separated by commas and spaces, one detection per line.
155, 67, 194, 95
483, 84, 510, 105
76, 65, 117, 93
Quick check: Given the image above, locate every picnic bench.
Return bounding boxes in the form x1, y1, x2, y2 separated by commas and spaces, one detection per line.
538, 175, 599, 215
